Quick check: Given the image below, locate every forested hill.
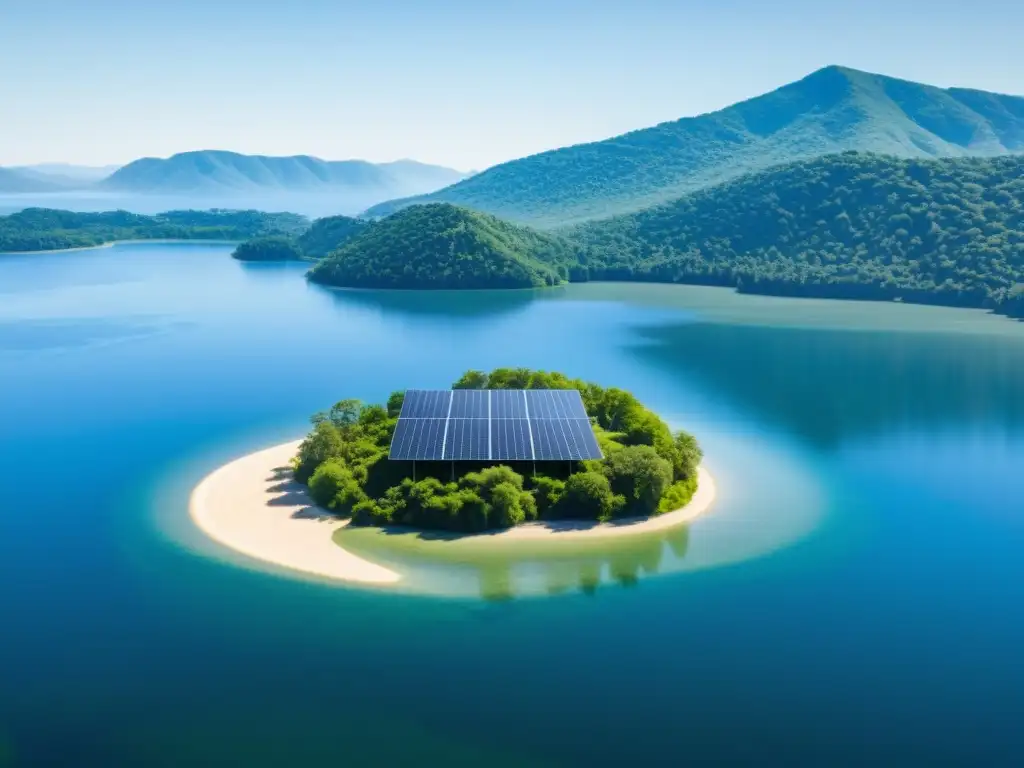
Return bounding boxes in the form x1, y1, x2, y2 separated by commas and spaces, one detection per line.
0, 208, 308, 253
307, 203, 574, 289
296, 214, 368, 258
365, 66, 1024, 227
572, 152, 1024, 317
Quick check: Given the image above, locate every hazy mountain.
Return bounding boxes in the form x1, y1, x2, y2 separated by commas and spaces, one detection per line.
15, 163, 121, 181
102, 151, 468, 200
0, 168, 69, 193
364, 66, 1024, 227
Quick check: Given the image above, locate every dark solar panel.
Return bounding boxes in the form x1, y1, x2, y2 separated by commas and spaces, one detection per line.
400, 389, 453, 419
444, 418, 490, 460
491, 418, 533, 461
491, 388, 527, 418
388, 389, 601, 461
525, 388, 588, 419
450, 388, 489, 418
389, 417, 447, 460
565, 418, 602, 459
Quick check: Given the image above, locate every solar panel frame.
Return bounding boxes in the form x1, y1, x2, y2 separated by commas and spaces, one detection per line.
388, 389, 601, 461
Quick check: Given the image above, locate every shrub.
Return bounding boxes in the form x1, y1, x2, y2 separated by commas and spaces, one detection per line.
603, 445, 673, 517
559, 471, 620, 521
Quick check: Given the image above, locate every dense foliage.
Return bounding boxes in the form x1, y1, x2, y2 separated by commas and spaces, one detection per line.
294, 368, 702, 533
296, 214, 367, 258
227, 214, 369, 263
0, 208, 308, 253
308, 204, 576, 289
364, 66, 1024, 227
573, 152, 1024, 318
231, 236, 304, 261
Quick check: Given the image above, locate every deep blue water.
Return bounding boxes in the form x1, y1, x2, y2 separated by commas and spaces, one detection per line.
1, 243, 1023, 766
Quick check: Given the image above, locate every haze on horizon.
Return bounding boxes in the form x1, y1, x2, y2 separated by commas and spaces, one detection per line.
2, 0, 1022, 171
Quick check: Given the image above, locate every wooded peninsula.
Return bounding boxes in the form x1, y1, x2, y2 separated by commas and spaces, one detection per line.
0, 208, 307, 253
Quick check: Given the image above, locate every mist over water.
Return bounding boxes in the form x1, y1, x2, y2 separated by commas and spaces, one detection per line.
1, 244, 1023, 764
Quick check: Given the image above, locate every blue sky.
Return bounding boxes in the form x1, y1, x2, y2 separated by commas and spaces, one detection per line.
2, 0, 1022, 170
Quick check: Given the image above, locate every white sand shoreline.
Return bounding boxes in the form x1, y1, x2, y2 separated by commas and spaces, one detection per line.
189, 439, 717, 586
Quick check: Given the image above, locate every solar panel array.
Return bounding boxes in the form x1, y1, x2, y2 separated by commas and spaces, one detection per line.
389, 389, 603, 461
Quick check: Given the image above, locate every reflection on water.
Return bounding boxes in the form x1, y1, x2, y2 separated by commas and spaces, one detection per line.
313, 283, 561, 323
334, 522, 691, 600
631, 321, 1024, 448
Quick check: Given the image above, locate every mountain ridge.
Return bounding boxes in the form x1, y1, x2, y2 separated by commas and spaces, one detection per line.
364, 65, 1024, 226
101, 150, 468, 197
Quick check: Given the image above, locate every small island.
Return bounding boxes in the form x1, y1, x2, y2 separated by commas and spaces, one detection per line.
188, 369, 715, 588
295, 368, 702, 532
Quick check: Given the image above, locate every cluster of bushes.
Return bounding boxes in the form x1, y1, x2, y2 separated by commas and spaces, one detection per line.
293, 368, 702, 533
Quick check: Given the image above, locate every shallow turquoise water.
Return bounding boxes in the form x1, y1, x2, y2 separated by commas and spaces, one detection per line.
2, 243, 1023, 765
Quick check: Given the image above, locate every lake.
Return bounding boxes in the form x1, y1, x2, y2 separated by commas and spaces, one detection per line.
1, 243, 1023, 765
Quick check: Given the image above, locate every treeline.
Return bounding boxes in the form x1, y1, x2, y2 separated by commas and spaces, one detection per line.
231, 214, 367, 262
294, 368, 702, 533
0, 208, 308, 253
307, 204, 576, 290
570, 152, 1024, 319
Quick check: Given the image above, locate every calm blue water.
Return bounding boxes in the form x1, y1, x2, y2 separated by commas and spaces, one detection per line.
1, 243, 1023, 765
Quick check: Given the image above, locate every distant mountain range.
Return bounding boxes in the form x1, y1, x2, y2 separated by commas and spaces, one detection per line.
100, 151, 468, 197
365, 65, 1024, 226
16, 163, 122, 181
0, 151, 469, 209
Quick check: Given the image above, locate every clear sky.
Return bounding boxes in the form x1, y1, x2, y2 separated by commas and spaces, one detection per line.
2, 0, 1022, 170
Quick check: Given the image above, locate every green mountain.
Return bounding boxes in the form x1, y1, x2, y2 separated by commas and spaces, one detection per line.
574, 151, 1024, 317
307, 203, 574, 289
365, 66, 1024, 227
103, 150, 467, 198
0, 208, 307, 253
296, 214, 368, 258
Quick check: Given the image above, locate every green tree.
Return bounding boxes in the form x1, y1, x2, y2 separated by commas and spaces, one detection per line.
603, 445, 673, 516
453, 370, 488, 389
294, 421, 344, 483
328, 399, 361, 429
386, 390, 405, 417
559, 471, 620, 521
672, 430, 703, 480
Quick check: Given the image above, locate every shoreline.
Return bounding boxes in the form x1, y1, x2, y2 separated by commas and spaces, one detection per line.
0, 238, 240, 256
188, 439, 717, 587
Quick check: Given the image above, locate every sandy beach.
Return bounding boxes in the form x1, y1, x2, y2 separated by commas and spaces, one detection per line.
189, 439, 717, 586
189, 440, 401, 585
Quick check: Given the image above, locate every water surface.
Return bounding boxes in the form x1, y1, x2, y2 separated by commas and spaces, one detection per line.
1, 243, 1023, 765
